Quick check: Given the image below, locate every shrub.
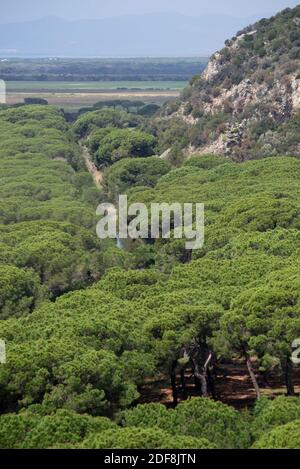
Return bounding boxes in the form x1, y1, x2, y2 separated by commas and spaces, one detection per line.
102, 157, 171, 197
81, 426, 215, 449
251, 396, 300, 439
253, 420, 300, 449
123, 399, 251, 449
0, 409, 115, 449
94, 129, 157, 168
183, 154, 228, 170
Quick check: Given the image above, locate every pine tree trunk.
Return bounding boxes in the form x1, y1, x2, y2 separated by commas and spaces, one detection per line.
246, 355, 261, 399
180, 369, 187, 399
207, 367, 217, 400
194, 363, 209, 397
171, 362, 178, 407
284, 358, 295, 396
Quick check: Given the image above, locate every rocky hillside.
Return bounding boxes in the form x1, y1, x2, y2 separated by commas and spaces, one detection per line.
159, 6, 300, 161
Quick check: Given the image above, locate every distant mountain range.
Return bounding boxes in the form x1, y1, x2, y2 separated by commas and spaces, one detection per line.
0, 13, 266, 57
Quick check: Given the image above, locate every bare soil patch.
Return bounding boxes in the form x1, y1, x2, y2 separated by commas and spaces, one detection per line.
138, 363, 300, 410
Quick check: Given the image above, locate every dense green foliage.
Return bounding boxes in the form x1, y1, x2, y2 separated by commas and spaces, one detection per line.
122, 398, 251, 449
1, 148, 300, 428
0, 265, 42, 319
0, 157, 299, 413
1, 107, 300, 448
81, 427, 214, 449
91, 129, 157, 168
251, 396, 300, 439
73, 108, 141, 139
74, 108, 157, 170
0, 105, 124, 305
1, 7, 300, 450
102, 157, 171, 198
2, 395, 300, 448
0, 409, 115, 449
253, 420, 300, 449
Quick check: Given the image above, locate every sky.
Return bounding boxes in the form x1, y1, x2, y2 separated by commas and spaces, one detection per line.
0, 0, 299, 23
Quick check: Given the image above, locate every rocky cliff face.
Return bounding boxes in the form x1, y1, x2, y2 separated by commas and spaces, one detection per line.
161, 6, 300, 160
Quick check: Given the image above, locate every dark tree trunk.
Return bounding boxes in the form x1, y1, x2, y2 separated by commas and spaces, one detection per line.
213, 363, 221, 397
261, 370, 271, 388
180, 369, 187, 400
171, 362, 178, 407
245, 355, 261, 399
190, 361, 202, 393
40, 266, 45, 284
207, 367, 217, 400
284, 358, 295, 396
194, 374, 202, 393
200, 375, 208, 397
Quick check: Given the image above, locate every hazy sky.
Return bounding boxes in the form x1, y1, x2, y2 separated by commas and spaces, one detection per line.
0, 0, 299, 23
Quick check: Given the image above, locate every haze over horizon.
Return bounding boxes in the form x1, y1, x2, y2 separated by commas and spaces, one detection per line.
0, 0, 299, 23
0, 1, 299, 57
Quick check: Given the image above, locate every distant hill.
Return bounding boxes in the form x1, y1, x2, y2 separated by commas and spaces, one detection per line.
0, 13, 264, 57
159, 6, 300, 160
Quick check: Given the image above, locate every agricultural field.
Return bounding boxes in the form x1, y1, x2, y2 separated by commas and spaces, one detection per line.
5, 80, 187, 110
5, 81, 188, 92
1, 57, 206, 110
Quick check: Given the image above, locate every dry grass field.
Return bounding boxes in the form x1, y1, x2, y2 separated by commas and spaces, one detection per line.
6, 80, 185, 110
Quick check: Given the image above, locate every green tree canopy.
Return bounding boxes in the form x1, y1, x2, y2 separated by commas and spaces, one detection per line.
81, 426, 215, 449
0, 264, 43, 319
73, 108, 141, 139
102, 157, 171, 198
94, 129, 157, 168
122, 398, 250, 449
251, 396, 300, 439
0, 409, 115, 449
253, 420, 300, 449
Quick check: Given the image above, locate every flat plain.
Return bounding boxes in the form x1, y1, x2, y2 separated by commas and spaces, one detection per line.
6, 80, 186, 109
